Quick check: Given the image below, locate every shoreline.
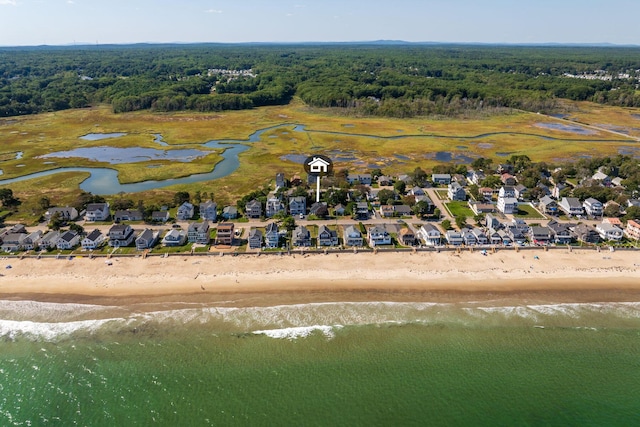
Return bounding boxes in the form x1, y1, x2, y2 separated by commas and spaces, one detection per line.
1, 249, 639, 308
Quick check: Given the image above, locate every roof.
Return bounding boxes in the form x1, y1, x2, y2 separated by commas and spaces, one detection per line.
85, 229, 103, 241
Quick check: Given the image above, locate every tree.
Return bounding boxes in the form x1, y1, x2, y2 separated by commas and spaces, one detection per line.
0, 188, 19, 207
480, 175, 503, 189
377, 189, 396, 205
38, 196, 51, 211
604, 203, 621, 218
410, 167, 427, 186
441, 219, 452, 230
623, 206, 640, 222
393, 180, 406, 195
413, 200, 431, 218
455, 215, 467, 230
112, 198, 134, 211
433, 208, 441, 219
48, 212, 63, 230
281, 215, 296, 232
69, 223, 85, 235
173, 191, 190, 206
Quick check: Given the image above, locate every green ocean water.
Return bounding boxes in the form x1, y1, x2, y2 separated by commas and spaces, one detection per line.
1, 301, 640, 426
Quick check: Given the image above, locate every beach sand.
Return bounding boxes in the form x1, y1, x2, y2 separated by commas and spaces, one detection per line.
0, 249, 639, 308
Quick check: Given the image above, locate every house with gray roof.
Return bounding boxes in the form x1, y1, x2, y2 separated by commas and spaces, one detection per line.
162, 229, 187, 247
317, 225, 338, 246
108, 224, 135, 247
176, 202, 195, 221
292, 225, 311, 247
81, 229, 105, 250
559, 197, 584, 217
265, 223, 280, 248
187, 221, 210, 244
45, 207, 79, 223
368, 225, 391, 247
135, 229, 159, 250
343, 225, 363, 247
199, 200, 218, 221
56, 230, 81, 250
248, 228, 263, 249
417, 223, 442, 246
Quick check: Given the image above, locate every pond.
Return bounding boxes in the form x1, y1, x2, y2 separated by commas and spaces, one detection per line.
534, 122, 597, 135
80, 133, 128, 141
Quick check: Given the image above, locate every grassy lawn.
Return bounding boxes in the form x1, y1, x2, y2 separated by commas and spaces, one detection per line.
445, 201, 474, 218
514, 204, 547, 219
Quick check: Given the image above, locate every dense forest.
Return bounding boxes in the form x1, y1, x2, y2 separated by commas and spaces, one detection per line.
1, 43, 640, 118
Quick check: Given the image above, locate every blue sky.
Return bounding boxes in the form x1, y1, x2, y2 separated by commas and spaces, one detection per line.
1, 0, 639, 46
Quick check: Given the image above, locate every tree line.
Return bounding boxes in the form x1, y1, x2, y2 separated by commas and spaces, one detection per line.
2, 43, 640, 118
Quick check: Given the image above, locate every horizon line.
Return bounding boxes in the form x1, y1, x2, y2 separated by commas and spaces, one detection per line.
1, 40, 639, 49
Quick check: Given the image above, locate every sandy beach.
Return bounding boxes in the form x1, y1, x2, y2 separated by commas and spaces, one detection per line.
0, 248, 639, 307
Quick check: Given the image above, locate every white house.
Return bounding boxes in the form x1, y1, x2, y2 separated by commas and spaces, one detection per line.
343, 226, 363, 247
367, 225, 391, 247
417, 224, 442, 246
265, 222, 280, 248
56, 230, 81, 250
583, 198, 603, 217
497, 197, 518, 214
558, 197, 584, 217
85, 203, 110, 222
595, 222, 624, 241
81, 229, 105, 250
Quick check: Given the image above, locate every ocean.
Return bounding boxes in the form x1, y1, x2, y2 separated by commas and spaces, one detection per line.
1, 299, 639, 426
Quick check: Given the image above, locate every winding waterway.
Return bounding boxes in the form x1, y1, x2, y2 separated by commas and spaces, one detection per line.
0, 123, 635, 195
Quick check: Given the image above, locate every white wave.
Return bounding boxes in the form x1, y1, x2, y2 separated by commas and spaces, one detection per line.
253, 325, 343, 340
0, 318, 118, 342
0, 300, 118, 322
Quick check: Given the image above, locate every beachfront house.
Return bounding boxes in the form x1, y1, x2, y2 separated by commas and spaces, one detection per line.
292, 225, 311, 247
547, 220, 573, 245
85, 203, 110, 222
265, 223, 280, 248
135, 229, 159, 250
215, 223, 235, 246
199, 201, 218, 221
417, 224, 442, 246
248, 228, 263, 249
1, 233, 25, 252
161, 229, 187, 247
471, 228, 489, 245
445, 230, 464, 246
368, 225, 391, 247
187, 221, 210, 244
595, 222, 624, 242
317, 225, 338, 246
530, 226, 553, 246
462, 230, 477, 246
399, 228, 417, 246
343, 226, 363, 247
56, 230, 81, 250
176, 202, 195, 221
108, 224, 135, 247
625, 220, 640, 241
38, 230, 60, 250
572, 224, 600, 244
81, 229, 105, 250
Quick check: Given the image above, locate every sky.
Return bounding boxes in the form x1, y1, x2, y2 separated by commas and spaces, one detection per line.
1, 0, 639, 46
